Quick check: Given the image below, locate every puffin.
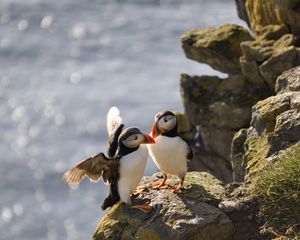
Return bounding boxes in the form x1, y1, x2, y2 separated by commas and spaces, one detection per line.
148, 110, 193, 192
63, 107, 155, 212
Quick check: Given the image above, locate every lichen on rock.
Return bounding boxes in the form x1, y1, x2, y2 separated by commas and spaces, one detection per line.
181, 24, 253, 74
231, 66, 300, 181
244, 0, 300, 35
93, 172, 235, 240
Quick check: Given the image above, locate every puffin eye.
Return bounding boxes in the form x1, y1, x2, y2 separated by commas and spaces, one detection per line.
165, 115, 173, 121
126, 134, 138, 141
122, 134, 142, 148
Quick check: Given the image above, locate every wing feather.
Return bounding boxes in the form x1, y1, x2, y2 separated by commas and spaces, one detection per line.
106, 106, 123, 137
179, 135, 193, 161
63, 153, 119, 185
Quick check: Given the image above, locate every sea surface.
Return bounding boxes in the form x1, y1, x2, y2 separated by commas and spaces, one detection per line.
0, 0, 244, 239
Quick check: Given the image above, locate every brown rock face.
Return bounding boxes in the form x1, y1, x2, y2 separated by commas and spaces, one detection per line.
180, 74, 267, 183
259, 46, 300, 89
276, 66, 300, 93
235, 0, 250, 26
231, 129, 247, 182
241, 39, 274, 62
239, 33, 300, 91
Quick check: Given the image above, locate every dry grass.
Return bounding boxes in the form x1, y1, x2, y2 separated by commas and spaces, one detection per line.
250, 146, 300, 239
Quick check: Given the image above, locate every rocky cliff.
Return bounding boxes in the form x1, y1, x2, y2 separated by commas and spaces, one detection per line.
93, 67, 300, 240
93, 1, 300, 239
181, 0, 300, 183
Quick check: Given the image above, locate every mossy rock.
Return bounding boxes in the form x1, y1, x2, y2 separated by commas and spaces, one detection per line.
181, 24, 253, 74
251, 93, 292, 134
255, 24, 289, 40
242, 0, 300, 35
240, 91, 299, 181
243, 92, 294, 180
234, 67, 300, 182
93, 172, 235, 240
244, 132, 270, 181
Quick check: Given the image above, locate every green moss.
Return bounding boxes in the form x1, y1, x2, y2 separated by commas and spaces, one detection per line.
244, 135, 270, 180
136, 229, 161, 240
181, 24, 252, 59
183, 172, 225, 202
254, 95, 291, 133
250, 146, 300, 236
93, 203, 142, 240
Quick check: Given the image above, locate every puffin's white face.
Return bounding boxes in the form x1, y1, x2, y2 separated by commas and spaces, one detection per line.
157, 114, 177, 132
121, 133, 145, 148
120, 128, 155, 149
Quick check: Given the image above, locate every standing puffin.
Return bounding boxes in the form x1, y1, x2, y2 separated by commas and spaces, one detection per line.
63, 107, 155, 212
148, 110, 193, 192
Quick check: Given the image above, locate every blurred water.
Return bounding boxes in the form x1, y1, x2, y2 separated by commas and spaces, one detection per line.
0, 0, 244, 239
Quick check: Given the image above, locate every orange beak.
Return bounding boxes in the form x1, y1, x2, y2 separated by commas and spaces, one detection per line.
151, 121, 161, 138
142, 133, 155, 144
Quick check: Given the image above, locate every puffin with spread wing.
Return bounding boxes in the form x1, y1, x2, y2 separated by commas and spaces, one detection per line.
63, 107, 155, 212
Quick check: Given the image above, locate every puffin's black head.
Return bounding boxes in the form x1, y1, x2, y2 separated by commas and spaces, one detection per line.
117, 127, 155, 156
151, 110, 177, 138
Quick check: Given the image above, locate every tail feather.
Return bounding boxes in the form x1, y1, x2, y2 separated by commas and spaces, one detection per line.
106, 106, 123, 137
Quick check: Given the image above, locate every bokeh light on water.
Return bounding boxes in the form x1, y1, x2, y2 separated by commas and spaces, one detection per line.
0, 0, 244, 239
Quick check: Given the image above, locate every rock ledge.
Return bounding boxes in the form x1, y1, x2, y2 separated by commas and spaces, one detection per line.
93, 172, 235, 240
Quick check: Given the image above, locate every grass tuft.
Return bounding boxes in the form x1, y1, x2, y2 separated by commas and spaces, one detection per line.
250, 146, 300, 237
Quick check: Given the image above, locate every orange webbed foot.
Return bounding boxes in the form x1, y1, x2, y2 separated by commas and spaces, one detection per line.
130, 200, 153, 213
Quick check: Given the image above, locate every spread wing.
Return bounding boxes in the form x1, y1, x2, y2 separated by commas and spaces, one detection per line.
63, 153, 119, 185
106, 106, 123, 137
106, 106, 124, 158
107, 123, 124, 158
